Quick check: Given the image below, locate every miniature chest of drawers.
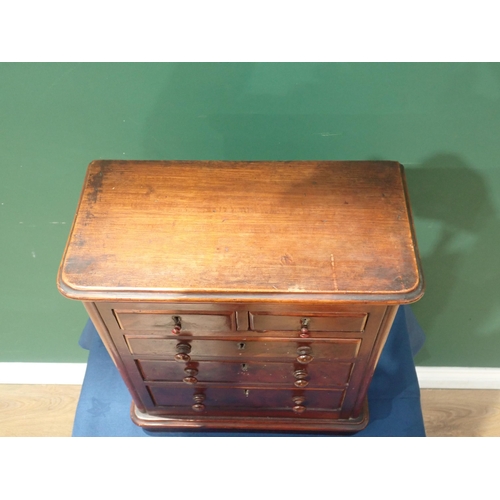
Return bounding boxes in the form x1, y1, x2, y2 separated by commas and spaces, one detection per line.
58, 160, 424, 432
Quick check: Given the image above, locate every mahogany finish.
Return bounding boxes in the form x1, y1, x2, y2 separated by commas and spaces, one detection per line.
58, 160, 424, 432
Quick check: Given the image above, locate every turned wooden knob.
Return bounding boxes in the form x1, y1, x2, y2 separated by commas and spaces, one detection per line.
294, 369, 309, 387
184, 367, 198, 376
300, 318, 310, 338
297, 354, 313, 364
297, 346, 312, 355
296, 346, 313, 364
292, 396, 306, 413
183, 376, 198, 384
192, 394, 205, 411
171, 316, 182, 334
300, 327, 310, 338
175, 342, 191, 362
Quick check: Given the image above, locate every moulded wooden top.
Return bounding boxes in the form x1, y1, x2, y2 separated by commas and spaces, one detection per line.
58, 160, 424, 303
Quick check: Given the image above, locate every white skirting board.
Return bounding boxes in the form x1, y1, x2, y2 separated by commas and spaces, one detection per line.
1, 363, 500, 389
416, 367, 500, 390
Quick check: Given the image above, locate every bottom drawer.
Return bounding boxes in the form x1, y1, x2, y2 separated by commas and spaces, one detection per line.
148, 385, 345, 416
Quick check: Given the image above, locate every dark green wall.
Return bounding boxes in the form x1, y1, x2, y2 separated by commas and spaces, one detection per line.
1, 62, 499, 365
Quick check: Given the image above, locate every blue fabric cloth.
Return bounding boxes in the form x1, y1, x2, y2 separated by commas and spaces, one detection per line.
73, 305, 426, 437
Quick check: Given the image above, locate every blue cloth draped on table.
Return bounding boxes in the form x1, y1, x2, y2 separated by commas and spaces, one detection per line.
72, 305, 426, 437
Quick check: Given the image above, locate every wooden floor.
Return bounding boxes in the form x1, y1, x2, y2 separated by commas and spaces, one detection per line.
420, 389, 500, 437
0, 384, 82, 437
0, 385, 499, 436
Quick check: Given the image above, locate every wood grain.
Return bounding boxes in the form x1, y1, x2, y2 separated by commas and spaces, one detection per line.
58, 160, 424, 304
421, 389, 500, 437
0, 384, 81, 437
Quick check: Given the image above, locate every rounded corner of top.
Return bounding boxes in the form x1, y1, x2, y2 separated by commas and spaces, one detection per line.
402, 274, 426, 304
56, 267, 83, 301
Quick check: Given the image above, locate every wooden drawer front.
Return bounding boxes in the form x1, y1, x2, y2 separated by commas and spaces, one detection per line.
249, 312, 367, 332
149, 385, 345, 412
137, 359, 353, 388
127, 337, 361, 361
115, 310, 235, 333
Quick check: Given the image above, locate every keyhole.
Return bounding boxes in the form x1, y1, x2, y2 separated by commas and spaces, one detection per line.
237, 342, 246, 350
244, 389, 250, 397
241, 363, 248, 372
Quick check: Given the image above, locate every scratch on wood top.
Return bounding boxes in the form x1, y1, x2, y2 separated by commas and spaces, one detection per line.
330, 254, 338, 291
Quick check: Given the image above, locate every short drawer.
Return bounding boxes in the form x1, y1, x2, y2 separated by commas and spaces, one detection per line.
149, 385, 345, 412
137, 359, 353, 388
126, 337, 361, 361
115, 310, 236, 333
249, 312, 367, 332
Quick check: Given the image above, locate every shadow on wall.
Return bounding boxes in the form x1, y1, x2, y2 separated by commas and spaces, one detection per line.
406, 154, 500, 365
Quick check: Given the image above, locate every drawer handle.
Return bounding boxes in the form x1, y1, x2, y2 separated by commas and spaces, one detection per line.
297, 354, 313, 364
296, 346, 313, 364
192, 393, 205, 412
300, 318, 310, 338
294, 379, 308, 388
184, 367, 198, 376
172, 316, 182, 334
292, 396, 306, 413
175, 342, 191, 362
183, 376, 198, 384
294, 368, 309, 388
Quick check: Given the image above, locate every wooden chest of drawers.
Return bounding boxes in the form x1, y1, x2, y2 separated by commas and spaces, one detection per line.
58, 160, 424, 432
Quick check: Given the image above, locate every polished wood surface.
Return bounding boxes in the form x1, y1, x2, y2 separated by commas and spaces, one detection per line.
94, 300, 392, 430
57, 161, 423, 432
136, 358, 353, 386
58, 160, 423, 303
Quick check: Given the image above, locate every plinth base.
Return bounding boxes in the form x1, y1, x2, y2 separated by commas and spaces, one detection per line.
130, 400, 369, 434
